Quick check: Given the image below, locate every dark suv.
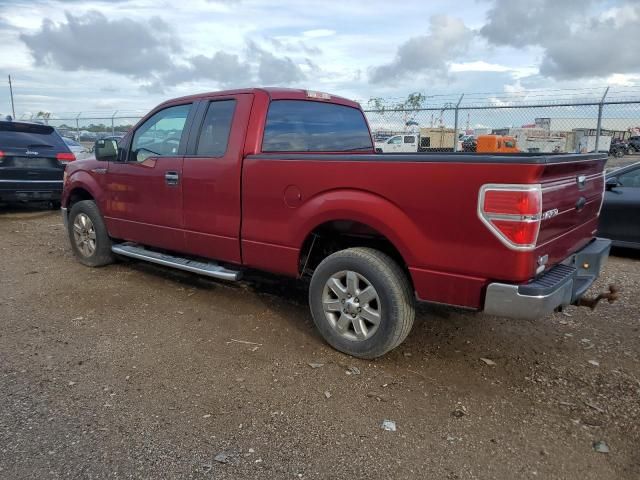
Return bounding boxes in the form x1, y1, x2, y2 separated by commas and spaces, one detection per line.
628, 136, 640, 154
0, 121, 75, 206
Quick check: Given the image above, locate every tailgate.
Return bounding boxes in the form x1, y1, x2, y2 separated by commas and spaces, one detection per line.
536, 156, 606, 266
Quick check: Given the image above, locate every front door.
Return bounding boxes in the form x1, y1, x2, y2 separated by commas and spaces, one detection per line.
104, 103, 193, 251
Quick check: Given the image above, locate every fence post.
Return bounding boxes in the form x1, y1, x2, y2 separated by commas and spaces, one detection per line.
453, 94, 464, 152
75, 113, 81, 141
111, 110, 118, 136
595, 86, 609, 152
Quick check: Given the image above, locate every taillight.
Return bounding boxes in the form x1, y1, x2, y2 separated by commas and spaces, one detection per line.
478, 184, 542, 251
57, 152, 76, 164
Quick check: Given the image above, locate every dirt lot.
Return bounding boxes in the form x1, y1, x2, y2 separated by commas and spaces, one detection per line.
1, 208, 639, 480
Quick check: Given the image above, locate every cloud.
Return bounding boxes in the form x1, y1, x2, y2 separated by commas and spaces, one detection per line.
269, 37, 321, 56
246, 40, 306, 85
480, 0, 640, 80
302, 29, 336, 38
162, 52, 251, 86
369, 15, 473, 84
480, 0, 589, 48
20, 11, 181, 77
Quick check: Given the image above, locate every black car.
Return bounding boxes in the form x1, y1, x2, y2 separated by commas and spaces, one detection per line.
628, 136, 640, 154
598, 162, 640, 248
609, 138, 629, 158
0, 121, 75, 206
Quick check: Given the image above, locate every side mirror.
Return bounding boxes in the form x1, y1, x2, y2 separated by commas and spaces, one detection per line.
94, 138, 118, 162
605, 177, 620, 191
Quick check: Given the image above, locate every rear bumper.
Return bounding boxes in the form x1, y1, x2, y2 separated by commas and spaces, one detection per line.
484, 238, 611, 320
0, 180, 63, 202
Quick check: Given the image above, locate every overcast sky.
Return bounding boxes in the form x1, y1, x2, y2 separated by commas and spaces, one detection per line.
0, 0, 639, 117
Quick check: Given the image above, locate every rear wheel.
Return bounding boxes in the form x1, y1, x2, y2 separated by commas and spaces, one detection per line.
309, 247, 415, 359
67, 200, 114, 267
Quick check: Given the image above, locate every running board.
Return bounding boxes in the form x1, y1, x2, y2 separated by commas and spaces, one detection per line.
111, 243, 242, 281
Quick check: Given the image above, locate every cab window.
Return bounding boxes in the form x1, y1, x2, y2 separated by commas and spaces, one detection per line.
388, 136, 401, 144
262, 100, 372, 152
403, 136, 415, 144
196, 100, 236, 157
130, 104, 191, 163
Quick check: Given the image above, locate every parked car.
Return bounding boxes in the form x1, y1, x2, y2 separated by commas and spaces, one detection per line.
0, 120, 75, 206
609, 138, 629, 158
627, 136, 640, 154
598, 162, 640, 248
63, 136, 88, 158
61, 88, 612, 358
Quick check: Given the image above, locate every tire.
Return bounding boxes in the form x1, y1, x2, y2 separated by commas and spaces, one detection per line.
67, 200, 114, 267
628, 146, 637, 154
309, 247, 415, 359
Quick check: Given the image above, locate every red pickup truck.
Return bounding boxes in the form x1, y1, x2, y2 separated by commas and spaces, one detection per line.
61, 88, 612, 358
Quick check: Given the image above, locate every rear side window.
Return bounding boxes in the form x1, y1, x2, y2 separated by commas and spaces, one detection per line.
404, 136, 415, 143
196, 100, 236, 156
0, 122, 68, 151
262, 100, 372, 152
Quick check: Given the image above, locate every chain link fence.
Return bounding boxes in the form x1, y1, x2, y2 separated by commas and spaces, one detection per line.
365, 99, 640, 166
19, 92, 640, 167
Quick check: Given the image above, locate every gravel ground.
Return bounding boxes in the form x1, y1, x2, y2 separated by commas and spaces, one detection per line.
0, 207, 639, 480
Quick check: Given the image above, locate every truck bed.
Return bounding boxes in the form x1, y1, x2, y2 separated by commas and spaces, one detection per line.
241, 152, 607, 309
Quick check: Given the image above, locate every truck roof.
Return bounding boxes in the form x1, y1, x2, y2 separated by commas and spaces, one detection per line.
158, 87, 361, 109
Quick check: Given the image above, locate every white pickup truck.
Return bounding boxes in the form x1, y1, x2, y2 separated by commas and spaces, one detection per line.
374, 134, 419, 153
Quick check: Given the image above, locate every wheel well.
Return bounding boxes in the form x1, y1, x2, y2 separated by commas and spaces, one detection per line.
67, 188, 94, 208
299, 220, 410, 279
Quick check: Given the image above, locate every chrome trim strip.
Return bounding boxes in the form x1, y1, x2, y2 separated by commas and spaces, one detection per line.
111, 244, 242, 281
61, 207, 68, 228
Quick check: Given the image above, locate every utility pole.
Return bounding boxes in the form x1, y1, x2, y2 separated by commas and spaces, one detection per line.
8, 75, 16, 119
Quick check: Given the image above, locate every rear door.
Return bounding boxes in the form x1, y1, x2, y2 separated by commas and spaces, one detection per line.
104, 103, 194, 251
181, 94, 252, 264
0, 122, 69, 200
599, 165, 640, 245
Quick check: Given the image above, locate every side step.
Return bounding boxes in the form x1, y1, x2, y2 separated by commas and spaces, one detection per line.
111, 243, 242, 281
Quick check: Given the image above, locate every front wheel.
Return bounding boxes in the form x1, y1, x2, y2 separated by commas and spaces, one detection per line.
67, 200, 114, 267
309, 247, 415, 359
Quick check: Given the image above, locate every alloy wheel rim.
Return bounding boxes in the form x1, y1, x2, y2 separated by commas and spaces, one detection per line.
322, 270, 381, 341
72, 213, 97, 257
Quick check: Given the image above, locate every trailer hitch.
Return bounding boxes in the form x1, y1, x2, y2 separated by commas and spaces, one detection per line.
576, 284, 620, 310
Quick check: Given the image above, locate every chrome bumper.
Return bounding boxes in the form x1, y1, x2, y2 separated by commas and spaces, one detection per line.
484, 238, 611, 320
61, 206, 68, 228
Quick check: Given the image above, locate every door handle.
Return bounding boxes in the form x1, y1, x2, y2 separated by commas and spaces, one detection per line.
165, 171, 179, 186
